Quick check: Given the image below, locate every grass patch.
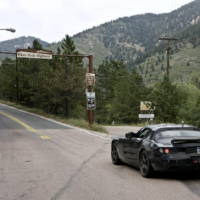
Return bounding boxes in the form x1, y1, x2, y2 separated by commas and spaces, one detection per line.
0, 100, 107, 133
64, 118, 107, 133
102, 122, 146, 127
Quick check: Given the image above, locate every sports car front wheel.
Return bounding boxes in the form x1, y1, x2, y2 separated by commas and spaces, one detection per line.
139, 151, 153, 178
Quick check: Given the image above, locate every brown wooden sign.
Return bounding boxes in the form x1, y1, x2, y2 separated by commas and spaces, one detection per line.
86, 73, 95, 87
16, 49, 52, 60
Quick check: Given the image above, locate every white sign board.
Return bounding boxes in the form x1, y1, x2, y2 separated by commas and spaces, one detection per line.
139, 114, 154, 119
86, 73, 95, 87
86, 92, 96, 110
17, 51, 52, 60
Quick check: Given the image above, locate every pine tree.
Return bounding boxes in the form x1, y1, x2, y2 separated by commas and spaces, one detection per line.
51, 35, 85, 117
96, 60, 146, 123
150, 76, 183, 122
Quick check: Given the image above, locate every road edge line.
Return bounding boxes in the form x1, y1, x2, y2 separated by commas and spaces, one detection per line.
0, 111, 37, 133
0, 103, 111, 141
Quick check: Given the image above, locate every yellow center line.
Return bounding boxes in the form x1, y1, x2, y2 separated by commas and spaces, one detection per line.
40, 135, 51, 140
0, 111, 37, 133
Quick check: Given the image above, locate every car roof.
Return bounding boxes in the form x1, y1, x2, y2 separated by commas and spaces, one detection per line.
145, 123, 196, 131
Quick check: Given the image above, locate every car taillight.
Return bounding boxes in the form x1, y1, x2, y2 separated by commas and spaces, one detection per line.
164, 148, 170, 154
159, 148, 171, 154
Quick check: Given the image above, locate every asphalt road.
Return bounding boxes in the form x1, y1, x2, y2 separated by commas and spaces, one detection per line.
0, 104, 200, 200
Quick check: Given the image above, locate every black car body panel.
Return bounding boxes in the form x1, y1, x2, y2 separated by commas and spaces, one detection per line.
111, 124, 200, 172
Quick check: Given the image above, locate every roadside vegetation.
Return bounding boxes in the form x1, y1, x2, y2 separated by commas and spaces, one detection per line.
0, 36, 200, 129
0, 99, 107, 133
96, 60, 200, 127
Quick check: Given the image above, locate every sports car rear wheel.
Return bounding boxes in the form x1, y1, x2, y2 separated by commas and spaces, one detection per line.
111, 144, 121, 165
139, 151, 153, 178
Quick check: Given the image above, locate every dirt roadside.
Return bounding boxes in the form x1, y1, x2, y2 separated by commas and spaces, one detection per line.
104, 125, 142, 137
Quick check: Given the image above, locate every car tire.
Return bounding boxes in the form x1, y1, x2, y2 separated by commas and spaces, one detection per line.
111, 144, 121, 165
139, 151, 153, 178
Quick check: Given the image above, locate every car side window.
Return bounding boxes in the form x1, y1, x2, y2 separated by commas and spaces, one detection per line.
139, 129, 151, 138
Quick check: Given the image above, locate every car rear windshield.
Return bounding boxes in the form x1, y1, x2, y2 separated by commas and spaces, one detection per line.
155, 129, 200, 141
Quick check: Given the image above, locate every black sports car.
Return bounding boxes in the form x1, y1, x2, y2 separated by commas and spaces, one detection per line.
111, 124, 200, 177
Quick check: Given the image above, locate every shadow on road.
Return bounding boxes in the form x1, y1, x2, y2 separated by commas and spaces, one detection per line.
152, 171, 200, 180
123, 164, 200, 197
123, 164, 200, 180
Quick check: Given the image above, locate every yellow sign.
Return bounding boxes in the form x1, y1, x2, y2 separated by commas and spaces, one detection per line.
140, 101, 152, 111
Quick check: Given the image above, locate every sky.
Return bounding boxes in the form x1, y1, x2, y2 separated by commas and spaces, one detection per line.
0, 0, 194, 43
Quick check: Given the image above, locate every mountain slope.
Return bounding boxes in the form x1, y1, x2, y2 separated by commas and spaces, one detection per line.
137, 22, 200, 85
71, 0, 200, 67
0, 36, 50, 59
0, 0, 199, 84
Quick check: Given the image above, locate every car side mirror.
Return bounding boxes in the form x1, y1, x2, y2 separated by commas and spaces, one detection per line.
125, 132, 136, 139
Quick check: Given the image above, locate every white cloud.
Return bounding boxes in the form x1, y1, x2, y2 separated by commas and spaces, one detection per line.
0, 0, 194, 43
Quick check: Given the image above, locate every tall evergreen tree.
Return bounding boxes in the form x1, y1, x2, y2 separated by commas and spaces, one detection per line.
96, 60, 146, 123
150, 76, 183, 122
50, 35, 85, 117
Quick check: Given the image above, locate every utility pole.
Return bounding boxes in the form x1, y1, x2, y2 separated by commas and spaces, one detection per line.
159, 37, 178, 78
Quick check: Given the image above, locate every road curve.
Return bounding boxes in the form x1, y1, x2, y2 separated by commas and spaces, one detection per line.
0, 103, 200, 200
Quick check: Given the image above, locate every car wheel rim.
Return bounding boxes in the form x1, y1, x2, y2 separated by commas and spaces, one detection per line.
140, 153, 149, 175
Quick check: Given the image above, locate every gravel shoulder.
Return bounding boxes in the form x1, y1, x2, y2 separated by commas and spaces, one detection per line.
104, 125, 141, 137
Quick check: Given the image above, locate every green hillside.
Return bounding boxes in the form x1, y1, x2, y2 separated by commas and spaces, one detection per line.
137, 22, 200, 85
0, 0, 200, 85
0, 1, 200, 124
0, 36, 49, 59
71, 0, 200, 67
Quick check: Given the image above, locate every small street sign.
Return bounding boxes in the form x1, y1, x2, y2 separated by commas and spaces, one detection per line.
139, 114, 155, 119
86, 91, 96, 110
86, 73, 95, 87
16, 49, 52, 60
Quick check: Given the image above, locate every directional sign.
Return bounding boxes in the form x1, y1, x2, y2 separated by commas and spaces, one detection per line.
139, 114, 154, 119
16, 49, 52, 60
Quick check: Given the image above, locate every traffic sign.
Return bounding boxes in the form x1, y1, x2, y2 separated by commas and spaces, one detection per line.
86, 92, 96, 110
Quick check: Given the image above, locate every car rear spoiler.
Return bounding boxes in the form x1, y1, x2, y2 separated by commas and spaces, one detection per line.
171, 137, 200, 145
